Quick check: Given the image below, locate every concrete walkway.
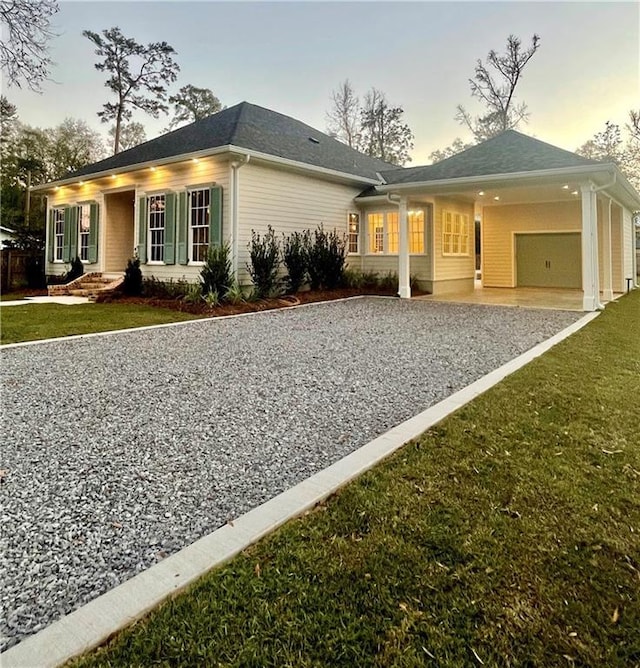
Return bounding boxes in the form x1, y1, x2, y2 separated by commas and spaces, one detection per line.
1, 296, 91, 306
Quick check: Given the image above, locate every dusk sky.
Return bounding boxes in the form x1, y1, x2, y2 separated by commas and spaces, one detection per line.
6, 1, 639, 165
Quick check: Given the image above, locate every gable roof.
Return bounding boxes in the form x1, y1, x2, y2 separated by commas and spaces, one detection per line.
64, 102, 394, 182
379, 129, 602, 185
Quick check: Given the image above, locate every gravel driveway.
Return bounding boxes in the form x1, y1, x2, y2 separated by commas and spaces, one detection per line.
0, 297, 582, 651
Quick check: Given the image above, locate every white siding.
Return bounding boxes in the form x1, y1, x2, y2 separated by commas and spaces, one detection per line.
237, 162, 361, 283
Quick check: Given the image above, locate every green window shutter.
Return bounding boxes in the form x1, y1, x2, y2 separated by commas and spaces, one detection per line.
209, 185, 222, 247
164, 192, 176, 265
62, 207, 72, 262
69, 207, 79, 261
177, 191, 188, 265
88, 203, 99, 264
137, 197, 147, 263
47, 209, 55, 263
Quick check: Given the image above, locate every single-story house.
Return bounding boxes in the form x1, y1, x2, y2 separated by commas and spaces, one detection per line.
33, 101, 640, 311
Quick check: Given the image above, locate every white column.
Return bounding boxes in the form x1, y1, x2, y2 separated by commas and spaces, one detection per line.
398, 197, 411, 298
601, 196, 613, 302
580, 184, 600, 311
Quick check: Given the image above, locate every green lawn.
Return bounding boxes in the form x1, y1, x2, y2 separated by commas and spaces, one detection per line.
0, 303, 197, 344
69, 291, 640, 666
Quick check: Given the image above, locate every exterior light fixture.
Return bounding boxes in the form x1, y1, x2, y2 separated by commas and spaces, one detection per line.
54, 186, 60, 191
111, 174, 117, 179
493, 196, 500, 201
149, 166, 156, 172
562, 184, 569, 190
191, 158, 199, 163
78, 181, 85, 186
572, 190, 578, 195
478, 191, 485, 196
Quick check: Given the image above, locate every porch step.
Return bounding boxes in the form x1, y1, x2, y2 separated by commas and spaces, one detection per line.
48, 272, 124, 300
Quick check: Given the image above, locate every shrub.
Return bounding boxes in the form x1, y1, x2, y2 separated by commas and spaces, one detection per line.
142, 277, 190, 299
122, 257, 143, 296
224, 280, 245, 305
65, 256, 84, 283
201, 243, 232, 296
203, 289, 220, 308
282, 230, 309, 293
247, 226, 281, 298
307, 224, 347, 290
183, 282, 202, 304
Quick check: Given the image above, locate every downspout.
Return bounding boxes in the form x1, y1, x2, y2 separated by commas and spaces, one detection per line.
229, 154, 250, 279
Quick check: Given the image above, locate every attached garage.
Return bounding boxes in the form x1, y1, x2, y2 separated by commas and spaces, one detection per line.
515, 232, 582, 289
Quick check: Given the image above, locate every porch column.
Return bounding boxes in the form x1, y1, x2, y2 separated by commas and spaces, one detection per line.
398, 196, 411, 298
600, 195, 613, 302
580, 184, 601, 311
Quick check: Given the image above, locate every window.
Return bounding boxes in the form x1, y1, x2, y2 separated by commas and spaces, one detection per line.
368, 212, 384, 253
366, 209, 427, 255
53, 208, 65, 261
348, 213, 360, 254
442, 210, 470, 256
148, 194, 165, 262
408, 210, 425, 254
189, 188, 210, 262
78, 205, 90, 262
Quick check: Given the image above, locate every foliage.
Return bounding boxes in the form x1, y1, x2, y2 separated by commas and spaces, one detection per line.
429, 137, 474, 164
306, 224, 347, 290
122, 257, 143, 296
359, 88, 414, 166
326, 83, 414, 165
67, 292, 640, 668
224, 280, 245, 305
142, 276, 190, 299
282, 230, 309, 294
576, 116, 640, 191
456, 34, 541, 142
200, 243, 232, 296
0, 0, 58, 91
108, 122, 147, 151
168, 85, 223, 130
183, 282, 203, 305
202, 289, 219, 309
325, 79, 360, 148
83, 27, 180, 154
65, 256, 84, 283
247, 226, 281, 298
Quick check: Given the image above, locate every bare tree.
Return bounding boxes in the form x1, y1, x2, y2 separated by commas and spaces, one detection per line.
83, 27, 179, 154
359, 88, 414, 166
108, 121, 147, 151
457, 34, 540, 142
0, 0, 58, 91
167, 84, 223, 129
326, 79, 360, 148
429, 137, 474, 164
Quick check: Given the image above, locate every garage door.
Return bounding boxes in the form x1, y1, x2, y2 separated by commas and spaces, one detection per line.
516, 233, 582, 289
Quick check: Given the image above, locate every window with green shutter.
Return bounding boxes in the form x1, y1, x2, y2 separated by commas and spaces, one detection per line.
209, 185, 222, 249
164, 192, 176, 265
88, 203, 99, 264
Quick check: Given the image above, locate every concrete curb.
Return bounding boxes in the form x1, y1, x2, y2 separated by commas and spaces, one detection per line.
0, 311, 599, 667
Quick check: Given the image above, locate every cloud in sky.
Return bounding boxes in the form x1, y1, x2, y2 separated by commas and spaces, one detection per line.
6, 1, 639, 164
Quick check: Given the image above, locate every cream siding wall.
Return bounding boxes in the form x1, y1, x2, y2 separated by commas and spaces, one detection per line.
433, 197, 475, 283
622, 207, 633, 281
610, 206, 623, 293
482, 201, 581, 288
236, 162, 361, 283
45, 156, 230, 280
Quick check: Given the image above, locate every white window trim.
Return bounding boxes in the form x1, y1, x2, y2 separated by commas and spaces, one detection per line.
148, 193, 166, 264
78, 204, 91, 263
52, 207, 66, 263
442, 210, 471, 257
347, 212, 360, 255
365, 208, 429, 256
187, 186, 210, 264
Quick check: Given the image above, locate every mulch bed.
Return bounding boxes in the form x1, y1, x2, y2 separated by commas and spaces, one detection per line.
98, 288, 406, 317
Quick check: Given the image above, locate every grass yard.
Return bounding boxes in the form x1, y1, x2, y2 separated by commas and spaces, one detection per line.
0, 303, 197, 344
68, 292, 640, 667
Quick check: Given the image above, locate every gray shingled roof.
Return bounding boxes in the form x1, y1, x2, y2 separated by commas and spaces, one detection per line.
379, 129, 602, 185
65, 102, 394, 182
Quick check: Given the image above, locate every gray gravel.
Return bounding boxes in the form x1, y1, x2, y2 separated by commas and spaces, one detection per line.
0, 297, 582, 651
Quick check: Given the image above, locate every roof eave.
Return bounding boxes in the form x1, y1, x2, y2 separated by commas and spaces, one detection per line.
33, 144, 383, 194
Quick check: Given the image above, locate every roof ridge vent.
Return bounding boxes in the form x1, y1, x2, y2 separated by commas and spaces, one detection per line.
308, 137, 320, 144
